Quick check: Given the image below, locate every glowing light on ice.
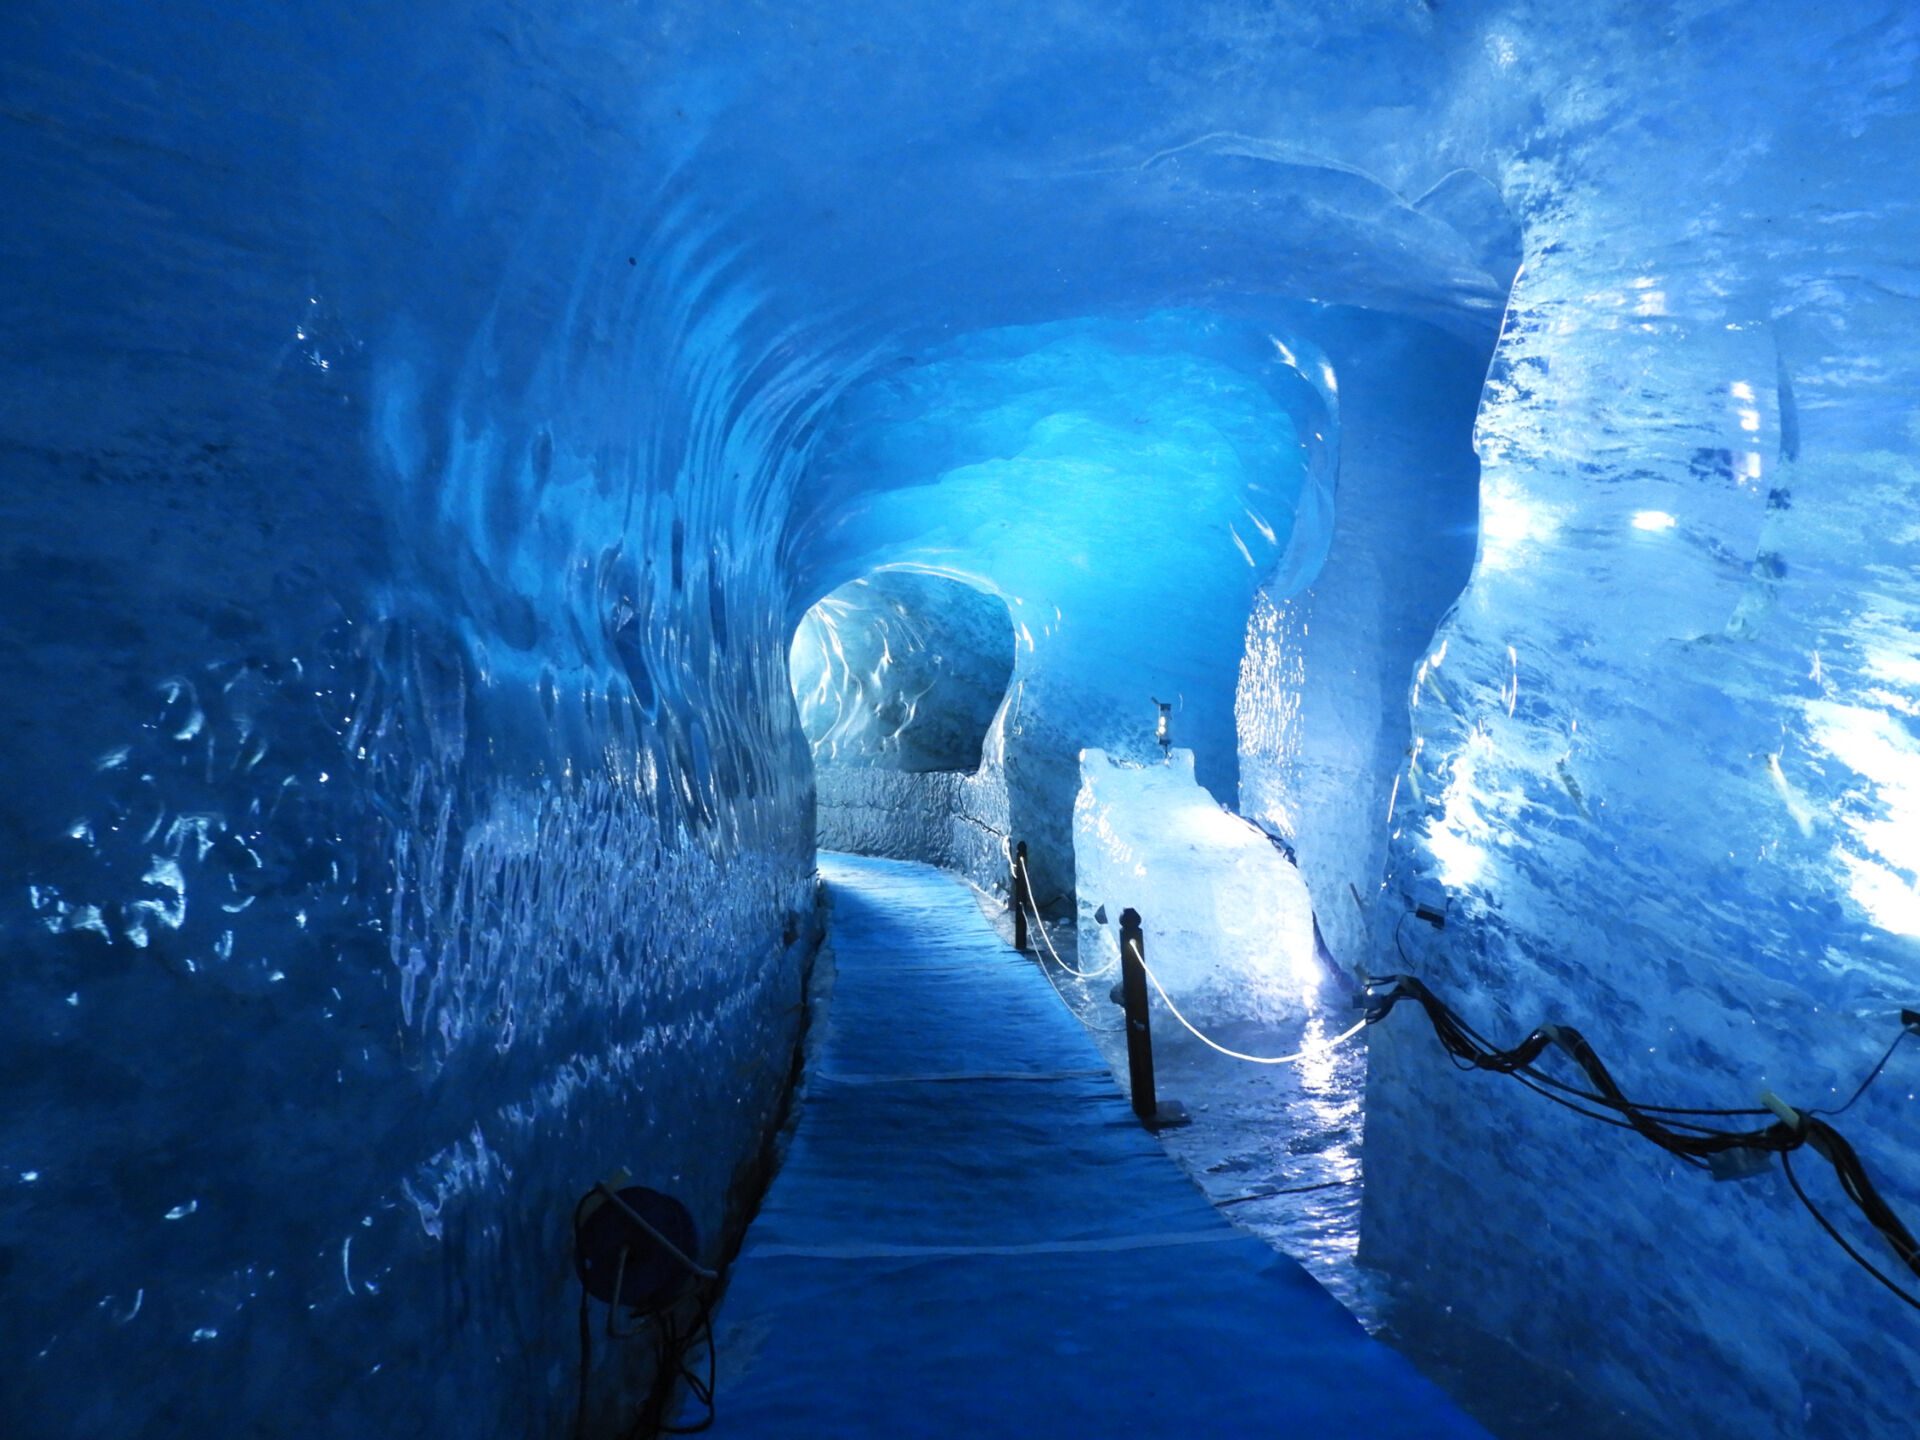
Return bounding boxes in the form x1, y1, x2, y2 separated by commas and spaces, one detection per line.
1806, 701, 1920, 937
1631, 510, 1677, 531
1293, 1014, 1340, 1093
1427, 815, 1485, 889
1428, 734, 1492, 889
1863, 639, 1920, 689
1072, 749, 1321, 1018
1478, 481, 1563, 572
1765, 753, 1818, 838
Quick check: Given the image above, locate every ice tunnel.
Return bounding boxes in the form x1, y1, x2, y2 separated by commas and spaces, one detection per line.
791, 572, 1014, 776
5, 2, 1920, 1437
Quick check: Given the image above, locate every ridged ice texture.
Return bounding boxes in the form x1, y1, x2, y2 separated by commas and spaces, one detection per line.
787, 311, 1329, 904
813, 767, 1013, 892
1358, 8, 1920, 1438
1, 6, 827, 1434
1236, 307, 1489, 970
792, 571, 1014, 773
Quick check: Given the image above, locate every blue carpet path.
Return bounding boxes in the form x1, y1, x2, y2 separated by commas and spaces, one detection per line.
698, 853, 1488, 1438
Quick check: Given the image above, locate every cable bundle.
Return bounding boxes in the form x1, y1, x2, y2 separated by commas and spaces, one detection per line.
1364, 971, 1920, 1312
572, 1184, 720, 1438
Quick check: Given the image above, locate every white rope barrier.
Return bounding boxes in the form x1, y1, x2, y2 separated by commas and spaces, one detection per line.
1017, 854, 1114, 980
1006, 841, 1362, 1063
1127, 938, 1368, 1066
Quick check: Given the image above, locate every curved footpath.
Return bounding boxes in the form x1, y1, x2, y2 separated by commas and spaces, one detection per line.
699, 853, 1487, 1437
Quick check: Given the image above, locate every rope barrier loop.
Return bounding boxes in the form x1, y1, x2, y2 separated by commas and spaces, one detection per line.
1017, 852, 1115, 980
1127, 937, 1369, 1066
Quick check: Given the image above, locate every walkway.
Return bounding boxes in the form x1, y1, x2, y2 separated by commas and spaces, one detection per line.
702, 853, 1487, 1437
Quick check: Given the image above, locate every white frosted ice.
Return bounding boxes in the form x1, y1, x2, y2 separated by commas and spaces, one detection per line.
1073, 748, 1320, 1022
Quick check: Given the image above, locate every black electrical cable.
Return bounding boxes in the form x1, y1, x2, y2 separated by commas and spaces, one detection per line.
574, 1194, 598, 1440
1217, 1178, 1358, 1207
1818, 1029, 1912, 1117
653, 1293, 718, 1435
1514, 1075, 1714, 1171
1370, 977, 1798, 1159
1373, 955, 1776, 1122
576, 1284, 594, 1440
1806, 1119, 1920, 1272
1362, 971, 1920, 1303
629, 1283, 716, 1438
1783, 1148, 1920, 1315
1389, 976, 1912, 1142
574, 1187, 721, 1440
1369, 976, 1783, 1126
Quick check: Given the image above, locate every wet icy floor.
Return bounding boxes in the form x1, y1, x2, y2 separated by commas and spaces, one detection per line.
705, 854, 1488, 1436
1001, 900, 1652, 1440
1012, 906, 1372, 1296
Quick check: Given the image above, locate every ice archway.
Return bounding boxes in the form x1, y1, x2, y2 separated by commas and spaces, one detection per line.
785, 310, 1335, 901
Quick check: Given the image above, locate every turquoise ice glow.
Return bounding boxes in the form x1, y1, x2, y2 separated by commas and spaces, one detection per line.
787, 312, 1331, 885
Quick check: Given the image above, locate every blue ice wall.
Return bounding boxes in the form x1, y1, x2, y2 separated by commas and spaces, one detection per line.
1237, 307, 1488, 967
1353, 9, 1920, 1439
794, 573, 1019, 876
3, 4, 1496, 1429
1, 4, 829, 1433
0, 4, 1525, 1432
787, 311, 1335, 901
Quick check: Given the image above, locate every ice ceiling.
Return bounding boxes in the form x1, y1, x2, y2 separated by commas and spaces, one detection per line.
4, 2, 1920, 1437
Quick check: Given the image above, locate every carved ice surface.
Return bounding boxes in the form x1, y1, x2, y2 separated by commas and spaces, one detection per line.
791, 572, 1013, 773
793, 572, 1018, 877
1073, 748, 1320, 1022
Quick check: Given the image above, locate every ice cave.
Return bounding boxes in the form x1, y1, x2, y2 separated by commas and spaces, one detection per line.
5, 2, 1920, 1436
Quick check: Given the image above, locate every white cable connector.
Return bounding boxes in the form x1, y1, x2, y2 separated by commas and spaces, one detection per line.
1760, 1091, 1806, 1133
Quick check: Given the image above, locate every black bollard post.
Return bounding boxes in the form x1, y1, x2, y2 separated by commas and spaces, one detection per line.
1011, 840, 1030, 953
1117, 909, 1189, 1131
1117, 909, 1156, 1120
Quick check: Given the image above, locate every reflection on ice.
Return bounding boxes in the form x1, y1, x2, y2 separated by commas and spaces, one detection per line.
1072, 746, 1321, 1020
